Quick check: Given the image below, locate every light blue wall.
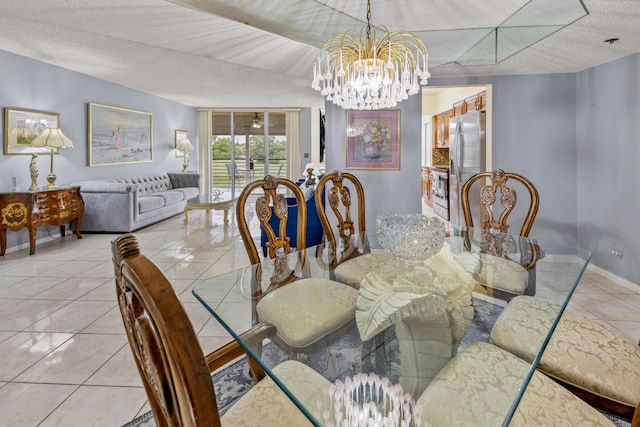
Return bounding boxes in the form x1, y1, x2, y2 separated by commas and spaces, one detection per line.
577, 53, 640, 284
325, 73, 578, 248
325, 94, 423, 248
430, 74, 579, 245
0, 49, 197, 251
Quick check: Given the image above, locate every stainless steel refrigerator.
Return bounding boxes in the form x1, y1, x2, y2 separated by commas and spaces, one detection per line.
448, 110, 486, 225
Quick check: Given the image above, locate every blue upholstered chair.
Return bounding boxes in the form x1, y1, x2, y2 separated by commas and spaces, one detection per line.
259, 180, 324, 256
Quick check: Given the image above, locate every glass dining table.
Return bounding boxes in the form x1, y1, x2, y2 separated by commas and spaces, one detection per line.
193, 225, 592, 426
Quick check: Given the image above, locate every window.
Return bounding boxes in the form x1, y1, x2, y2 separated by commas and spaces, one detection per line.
210, 111, 289, 193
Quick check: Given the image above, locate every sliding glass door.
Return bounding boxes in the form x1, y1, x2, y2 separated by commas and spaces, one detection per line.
211, 111, 288, 192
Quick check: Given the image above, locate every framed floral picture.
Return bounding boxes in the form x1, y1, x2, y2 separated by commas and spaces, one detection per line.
345, 110, 400, 169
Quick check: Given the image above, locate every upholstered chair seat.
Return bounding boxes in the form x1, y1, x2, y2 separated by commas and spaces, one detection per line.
221, 360, 330, 426
333, 253, 399, 287
491, 295, 640, 419
453, 251, 529, 294
255, 278, 357, 348
417, 342, 614, 427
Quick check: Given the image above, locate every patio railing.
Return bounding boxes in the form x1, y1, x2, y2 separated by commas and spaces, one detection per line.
211, 158, 286, 188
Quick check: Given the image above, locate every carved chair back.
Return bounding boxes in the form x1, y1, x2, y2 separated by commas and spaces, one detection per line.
112, 233, 221, 427
461, 168, 539, 238
460, 169, 540, 299
236, 175, 311, 296
236, 175, 308, 264
315, 170, 369, 266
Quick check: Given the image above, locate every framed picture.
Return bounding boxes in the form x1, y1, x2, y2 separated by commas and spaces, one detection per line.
346, 110, 400, 170
3, 108, 61, 155
175, 129, 188, 157
88, 103, 152, 166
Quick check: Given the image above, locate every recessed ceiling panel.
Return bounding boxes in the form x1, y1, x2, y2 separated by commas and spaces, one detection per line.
502, 0, 588, 27
321, 0, 526, 31
417, 29, 494, 66
450, 30, 498, 66
497, 25, 563, 62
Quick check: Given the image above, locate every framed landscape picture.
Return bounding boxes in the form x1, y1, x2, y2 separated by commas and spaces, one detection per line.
345, 110, 400, 170
88, 103, 152, 166
3, 108, 61, 155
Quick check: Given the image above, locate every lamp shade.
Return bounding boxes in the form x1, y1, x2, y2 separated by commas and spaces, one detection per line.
176, 138, 194, 151
32, 128, 74, 149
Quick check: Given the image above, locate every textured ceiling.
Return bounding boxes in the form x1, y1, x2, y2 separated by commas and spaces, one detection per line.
0, 0, 638, 109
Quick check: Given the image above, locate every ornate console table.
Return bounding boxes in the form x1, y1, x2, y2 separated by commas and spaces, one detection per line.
0, 186, 84, 255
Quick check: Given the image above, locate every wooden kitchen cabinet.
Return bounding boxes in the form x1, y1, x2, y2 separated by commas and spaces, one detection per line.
476, 91, 486, 111
422, 166, 433, 206
453, 100, 465, 117
434, 109, 452, 148
0, 186, 84, 255
452, 90, 487, 117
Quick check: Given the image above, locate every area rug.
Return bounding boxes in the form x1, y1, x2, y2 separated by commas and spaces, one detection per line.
122, 298, 630, 427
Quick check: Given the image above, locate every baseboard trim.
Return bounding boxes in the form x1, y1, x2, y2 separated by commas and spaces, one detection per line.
587, 263, 640, 291
2, 229, 76, 255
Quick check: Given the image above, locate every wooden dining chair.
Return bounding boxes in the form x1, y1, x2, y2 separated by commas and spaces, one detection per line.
111, 233, 330, 427
491, 295, 640, 422
314, 170, 394, 287
236, 175, 358, 359
461, 168, 539, 238
416, 342, 616, 426
313, 170, 397, 371
460, 168, 540, 300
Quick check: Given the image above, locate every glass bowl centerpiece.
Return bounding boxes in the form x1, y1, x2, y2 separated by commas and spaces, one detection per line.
376, 214, 446, 264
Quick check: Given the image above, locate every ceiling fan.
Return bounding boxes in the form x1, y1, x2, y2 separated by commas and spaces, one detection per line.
251, 112, 263, 129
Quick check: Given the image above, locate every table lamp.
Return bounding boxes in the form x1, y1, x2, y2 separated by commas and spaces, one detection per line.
177, 138, 195, 172
31, 128, 74, 189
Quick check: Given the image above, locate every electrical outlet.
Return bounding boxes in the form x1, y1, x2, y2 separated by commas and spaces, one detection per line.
608, 247, 623, 259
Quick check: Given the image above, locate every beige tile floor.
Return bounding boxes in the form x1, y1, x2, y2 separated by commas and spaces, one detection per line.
0, 208, 638, 426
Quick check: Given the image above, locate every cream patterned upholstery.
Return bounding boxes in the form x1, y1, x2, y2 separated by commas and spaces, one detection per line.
417, 342, 614, 427
221, 360, 330, 426
477, 254, 529, 293
256, 278, 358, 348
491, 295, 640, 414
333, 253, 400, 287
452, 242, 529, 295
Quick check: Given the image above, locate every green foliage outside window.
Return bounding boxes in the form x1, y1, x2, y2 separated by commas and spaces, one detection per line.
212, 135, 286, 162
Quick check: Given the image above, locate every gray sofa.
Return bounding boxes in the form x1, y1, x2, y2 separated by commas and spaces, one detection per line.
74, 172, 200, 232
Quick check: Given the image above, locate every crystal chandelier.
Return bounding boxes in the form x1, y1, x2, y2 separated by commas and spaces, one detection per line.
312, 0, 430, 110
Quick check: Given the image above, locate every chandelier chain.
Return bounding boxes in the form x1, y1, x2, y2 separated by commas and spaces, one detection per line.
366, 0, 371, 41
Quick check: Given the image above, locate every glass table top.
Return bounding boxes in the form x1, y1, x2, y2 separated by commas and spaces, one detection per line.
186, 191, 240, 206
193, 225, 591, 426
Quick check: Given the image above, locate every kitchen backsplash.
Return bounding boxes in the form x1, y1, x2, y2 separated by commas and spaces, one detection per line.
432, 148, 449, 167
